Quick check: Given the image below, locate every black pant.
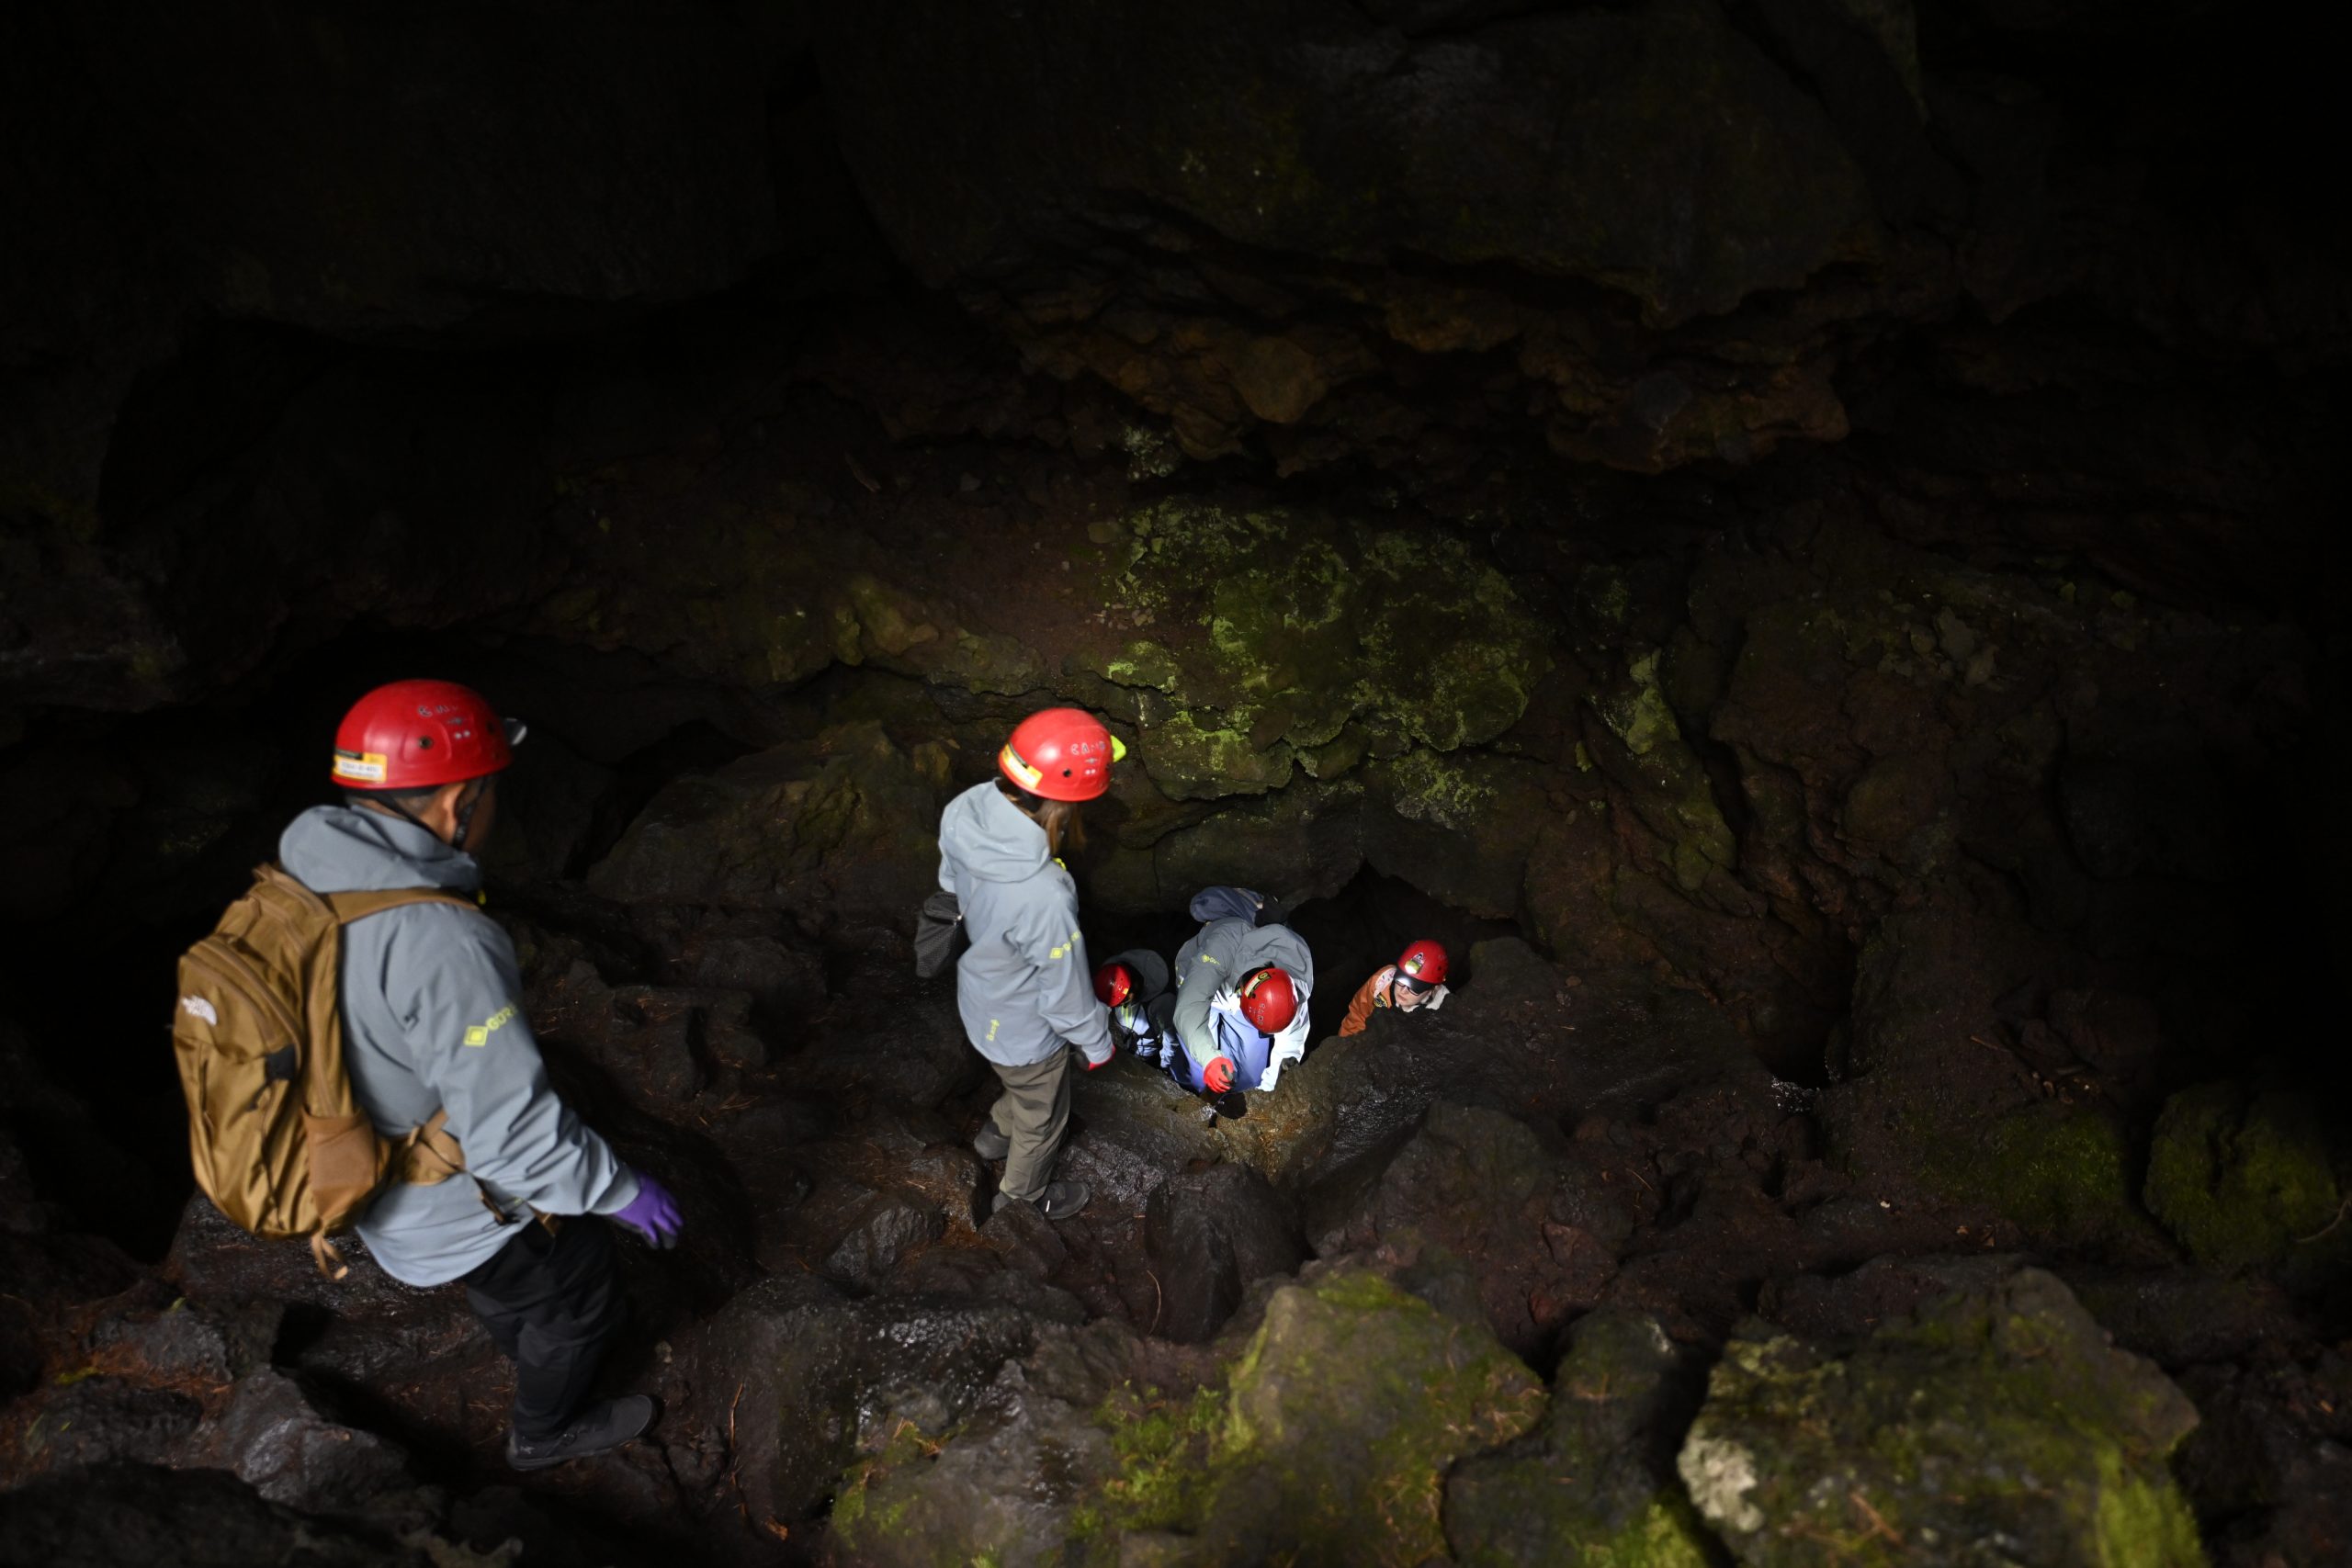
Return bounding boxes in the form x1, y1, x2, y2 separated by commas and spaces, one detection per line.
460, 1217, 625, 1439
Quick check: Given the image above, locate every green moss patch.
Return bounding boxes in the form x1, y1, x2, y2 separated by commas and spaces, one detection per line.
829, 1417, 944, 1543
1065, 1270, 1546, 1566
1205, 1270, 1546, 1565
1097, 502, 1550, 799
1070, 1385, 1227, 1540
1906, 1100, 2153, 1249
2144, 1080, 2343, 1274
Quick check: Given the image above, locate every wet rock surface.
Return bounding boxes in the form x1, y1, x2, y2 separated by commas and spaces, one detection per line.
1143, 1163, 1306, 1343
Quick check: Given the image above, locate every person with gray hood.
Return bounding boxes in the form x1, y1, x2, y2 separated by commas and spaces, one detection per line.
1170, 886, 1316, 1100
939, 707, 1125, 1220
284, 679, 683, 1471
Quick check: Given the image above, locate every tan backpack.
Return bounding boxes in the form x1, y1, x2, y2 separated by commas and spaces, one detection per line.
172, 863, 476, 1277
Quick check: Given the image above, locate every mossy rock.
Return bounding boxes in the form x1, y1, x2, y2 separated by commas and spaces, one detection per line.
1057, 1269, 1545, 1565
1679, 1268, 2204, 1567
1921, 1101, 2149, 1247
1446, 1310, 1716, 1566
1068, 1383, 1229, 1546
1198, 1269, 1547, 1565
1821, 910, 2169, 1254
2143, 1081, 2343, 1275
1135, 705, 1297, 801
1583, 649, 1736, 891
1348, 530, 1549, 752
1105, 502, 1551, 801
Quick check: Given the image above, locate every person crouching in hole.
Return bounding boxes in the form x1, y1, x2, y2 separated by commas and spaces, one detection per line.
1338, 941, 1452, 1037
1168, 886, 1316, 1117
1094, 950, 1176, 1067
937, 708, 1125, 1222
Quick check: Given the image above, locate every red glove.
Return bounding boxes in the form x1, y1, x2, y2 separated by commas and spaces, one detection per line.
1203, 1055, 1236, 1094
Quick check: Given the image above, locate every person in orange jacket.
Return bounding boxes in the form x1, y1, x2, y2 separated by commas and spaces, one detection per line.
1339, 940, 1450, 1037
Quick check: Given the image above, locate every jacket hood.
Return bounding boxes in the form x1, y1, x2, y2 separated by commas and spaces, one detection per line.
280, 804, 483, 896
938, 781, 1050, 885
1189, 886, 1265, 926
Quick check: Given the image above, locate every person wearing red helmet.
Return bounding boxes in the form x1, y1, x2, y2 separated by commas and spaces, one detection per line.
939, 708, 1128, 1221
1339, 940, 1452, 1037
1095, 949, 1175, 1065
282, 680, 680, 1471
1169, 886, 1316, 1102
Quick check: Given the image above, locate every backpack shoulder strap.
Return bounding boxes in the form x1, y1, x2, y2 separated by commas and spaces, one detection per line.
322, 887, 482, 925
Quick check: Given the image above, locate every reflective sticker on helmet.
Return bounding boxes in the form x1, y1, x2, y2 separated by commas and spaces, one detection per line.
1001, 743, 1043, 790
333, 750, 390, 782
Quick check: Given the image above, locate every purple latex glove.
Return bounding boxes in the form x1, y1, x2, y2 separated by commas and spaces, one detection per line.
610, 1171, 684, 1250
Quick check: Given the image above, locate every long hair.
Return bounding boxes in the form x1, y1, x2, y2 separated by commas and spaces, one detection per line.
996, 777, 1087, 859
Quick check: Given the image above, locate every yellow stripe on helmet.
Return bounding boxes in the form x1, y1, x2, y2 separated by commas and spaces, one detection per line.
1000, 743, 1043, 790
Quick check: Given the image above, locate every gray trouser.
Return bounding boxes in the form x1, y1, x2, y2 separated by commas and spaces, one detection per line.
988, 1047, 1073, 1204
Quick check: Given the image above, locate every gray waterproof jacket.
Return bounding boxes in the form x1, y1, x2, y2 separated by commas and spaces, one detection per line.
280, 807, 638, 1287
935, 782, 1112, 1068
1171, 916, 1315, 1077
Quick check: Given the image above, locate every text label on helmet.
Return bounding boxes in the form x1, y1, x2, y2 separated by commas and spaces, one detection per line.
1000, 743, 1044, 791
332, 749, 390, 783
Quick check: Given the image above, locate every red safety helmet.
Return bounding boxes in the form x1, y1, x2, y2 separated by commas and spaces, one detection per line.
332, 680, 524, 791
1396, 940, 1449, 989
1094, 961, 1136, 1008
1000, 707, 1126, 802
1238, 965, 1300, 1033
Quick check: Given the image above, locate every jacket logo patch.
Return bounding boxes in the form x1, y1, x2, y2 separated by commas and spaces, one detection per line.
179, 995, 219, 1027
463, 1003, 518, 1047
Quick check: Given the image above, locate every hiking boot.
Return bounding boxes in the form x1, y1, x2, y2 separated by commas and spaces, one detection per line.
504, 1394, 656, 1472
994, 1180, 1091, 1221
972, 1123, 1011, 1161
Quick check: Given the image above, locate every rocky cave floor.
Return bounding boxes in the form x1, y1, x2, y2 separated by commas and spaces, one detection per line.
5, 785, 2351, 1566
